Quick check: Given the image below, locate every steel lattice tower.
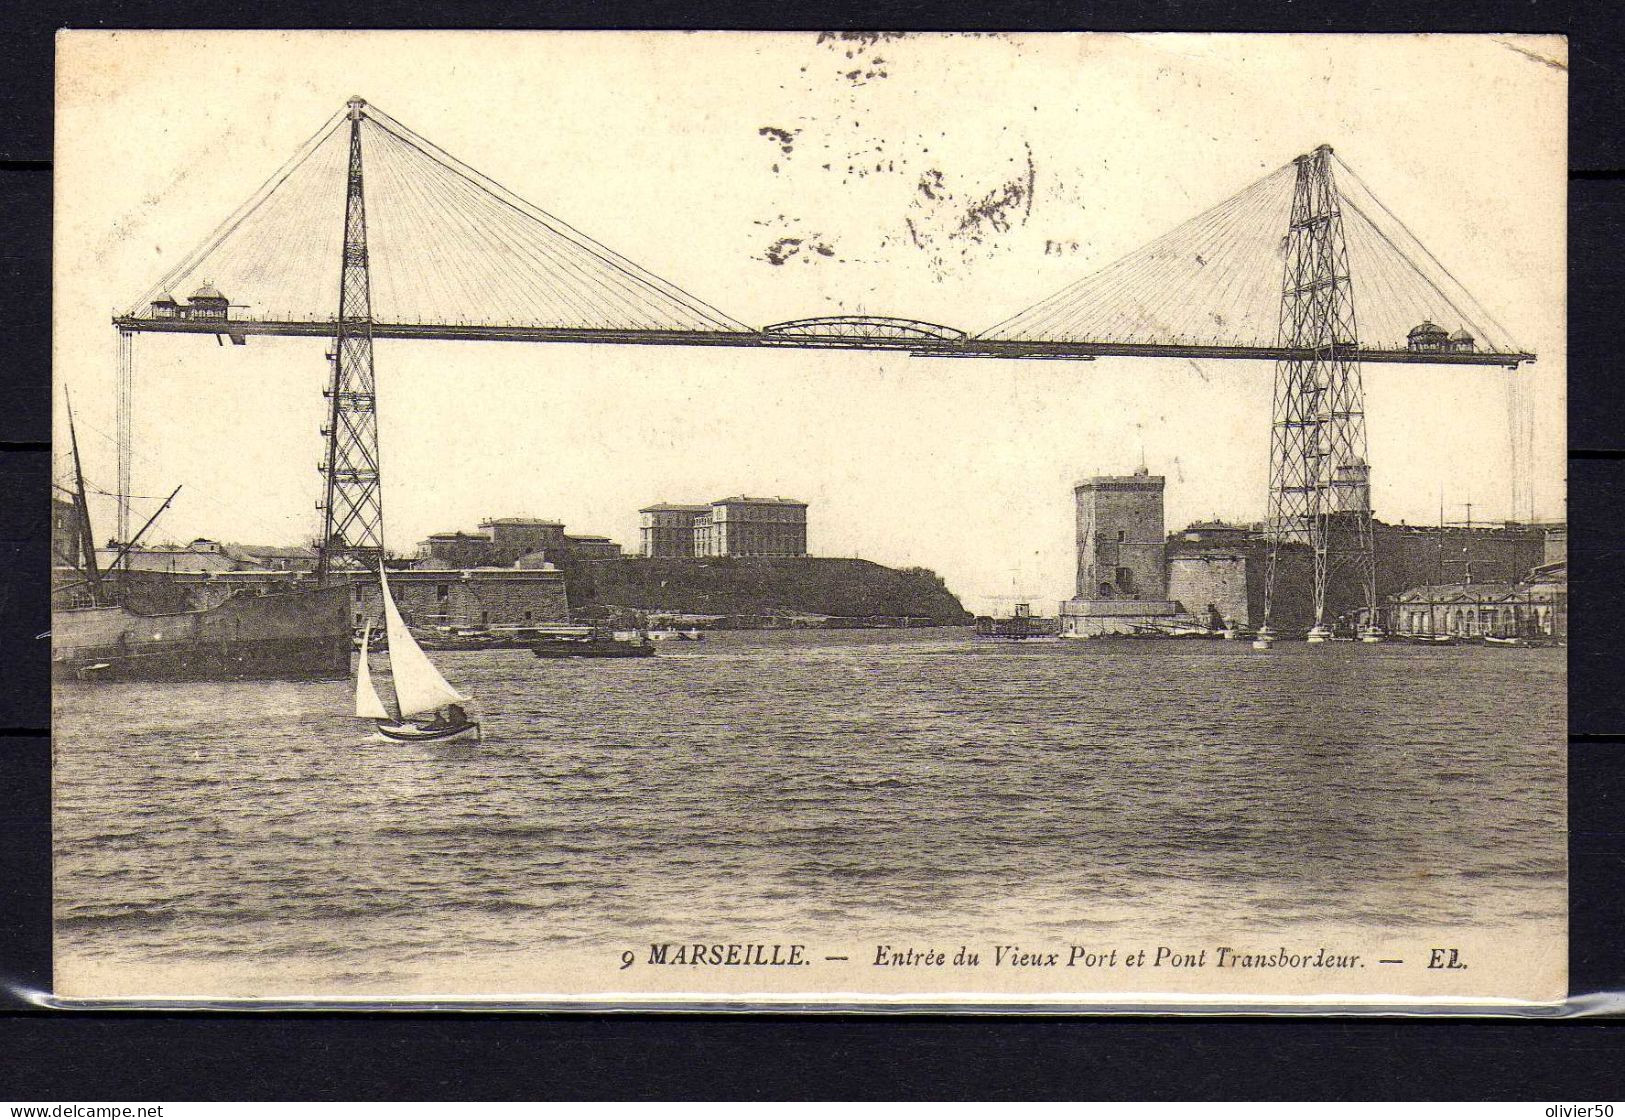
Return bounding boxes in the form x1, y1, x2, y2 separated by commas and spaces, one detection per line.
1262, 145, 1377, 634
316, 98, 384, 583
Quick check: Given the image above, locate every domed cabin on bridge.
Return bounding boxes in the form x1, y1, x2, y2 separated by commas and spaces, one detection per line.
148, 282, 231, 322
1406, 320, 1449, 353
1406, 321, 1478, 354
185, 282, 230, 321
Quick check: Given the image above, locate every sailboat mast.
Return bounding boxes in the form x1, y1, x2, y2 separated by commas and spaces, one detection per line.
1436, 486, 1445, 589
64, 390, 103, 605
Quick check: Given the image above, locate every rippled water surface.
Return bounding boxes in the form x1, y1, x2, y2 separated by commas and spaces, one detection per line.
54, 631, 1565, 994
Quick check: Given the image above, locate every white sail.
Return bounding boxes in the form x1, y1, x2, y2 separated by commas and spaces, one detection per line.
378, 564, 470, 719
355, 623, 391, 720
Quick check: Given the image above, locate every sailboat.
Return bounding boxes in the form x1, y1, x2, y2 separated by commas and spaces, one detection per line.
357, 564, 481, 742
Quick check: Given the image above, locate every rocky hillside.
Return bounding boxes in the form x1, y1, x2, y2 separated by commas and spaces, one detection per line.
559, 556, 972, 625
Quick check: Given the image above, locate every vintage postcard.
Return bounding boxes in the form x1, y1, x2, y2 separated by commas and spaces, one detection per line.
49, 31, 1567, 1007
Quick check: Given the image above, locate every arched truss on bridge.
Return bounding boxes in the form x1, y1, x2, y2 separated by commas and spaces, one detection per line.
761, 316, 967, 342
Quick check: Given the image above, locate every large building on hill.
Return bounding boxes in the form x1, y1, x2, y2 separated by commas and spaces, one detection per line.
640, 497, 809, 559
640, 503, 713, 558
417, 516, 623, 568
697, 497, 808, 558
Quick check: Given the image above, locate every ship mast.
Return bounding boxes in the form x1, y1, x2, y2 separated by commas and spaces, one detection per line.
64, 390, 104, 606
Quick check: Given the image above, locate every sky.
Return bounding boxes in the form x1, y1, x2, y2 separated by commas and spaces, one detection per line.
54, 32, 1567, 613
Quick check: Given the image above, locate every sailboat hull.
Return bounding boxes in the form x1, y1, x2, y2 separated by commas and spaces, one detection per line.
374, 720, 480, 743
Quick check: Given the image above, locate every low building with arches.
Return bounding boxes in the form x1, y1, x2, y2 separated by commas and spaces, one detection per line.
1387, 563, 1566, 640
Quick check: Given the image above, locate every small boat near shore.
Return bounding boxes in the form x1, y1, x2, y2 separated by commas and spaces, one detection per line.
357, 565, 481, 742
532, 626, 656, 659
1484, 634, 1559, 648
1160, 622, 1224, 639
972, 602, 1060, 641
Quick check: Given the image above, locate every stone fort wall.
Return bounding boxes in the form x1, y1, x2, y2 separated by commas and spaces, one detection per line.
352, 570, 571, 629
1167, 554, 1250, 627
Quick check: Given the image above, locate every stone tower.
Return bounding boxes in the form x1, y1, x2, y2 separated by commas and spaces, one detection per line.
1074, 467, 1167, 600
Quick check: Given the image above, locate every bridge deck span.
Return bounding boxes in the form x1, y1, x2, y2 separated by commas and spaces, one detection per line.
112, 317, 1534, 368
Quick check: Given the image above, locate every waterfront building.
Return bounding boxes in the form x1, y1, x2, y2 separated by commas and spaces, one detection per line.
1165, 518, 1260, 630
350, 566, 570, 631
1388, 569, 1565, 639
1378, 519, 1565, 639
1524, 558, 1569, 638
58, 565, 570, 633
1060, 468, 1187, 637
1166, 552, 1250, 631
1073, 467, 1168, 600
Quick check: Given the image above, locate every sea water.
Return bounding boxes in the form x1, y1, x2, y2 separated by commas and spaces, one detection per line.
52, 631, 1566, 996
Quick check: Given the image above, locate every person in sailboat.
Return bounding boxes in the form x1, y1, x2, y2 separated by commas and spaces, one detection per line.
426, 703, 468, 730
